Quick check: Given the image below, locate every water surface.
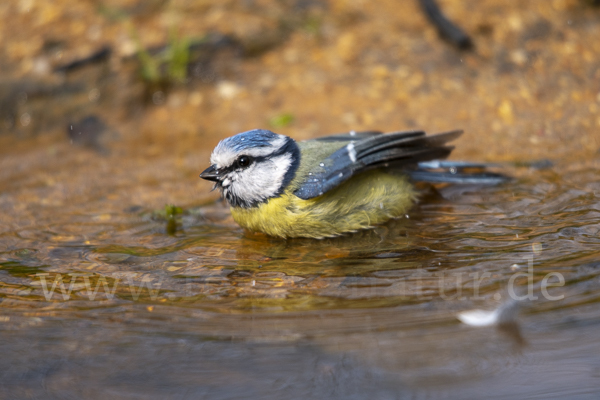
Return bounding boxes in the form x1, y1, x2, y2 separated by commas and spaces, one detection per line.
1, 0, 600, 397
1, 146, 599, 399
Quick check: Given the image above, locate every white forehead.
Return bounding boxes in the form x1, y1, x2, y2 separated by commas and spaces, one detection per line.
210, 135, 287, 169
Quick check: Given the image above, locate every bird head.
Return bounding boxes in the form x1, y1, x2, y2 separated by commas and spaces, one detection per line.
200, 129, 301, 208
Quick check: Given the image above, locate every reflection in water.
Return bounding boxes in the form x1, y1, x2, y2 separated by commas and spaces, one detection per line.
1, 159, 600, 398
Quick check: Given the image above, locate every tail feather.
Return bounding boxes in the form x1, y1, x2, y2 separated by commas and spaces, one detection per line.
409, 158, 510, 184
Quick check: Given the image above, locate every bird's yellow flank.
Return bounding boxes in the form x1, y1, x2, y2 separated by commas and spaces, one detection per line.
231, 169, 415, 238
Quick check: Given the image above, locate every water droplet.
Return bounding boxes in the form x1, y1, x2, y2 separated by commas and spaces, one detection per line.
319, 162, 325, 167
338, 172, 343, 178
308, 172, 312, 175
318, 191, 323, 196
450, 167, 457, 174
20, 113, 31, 127
88, 88, 100, 102
405, 214, 409, 219
152, 91, 165, 105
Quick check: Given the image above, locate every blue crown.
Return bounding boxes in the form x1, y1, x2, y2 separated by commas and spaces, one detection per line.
220, 129, 279, 152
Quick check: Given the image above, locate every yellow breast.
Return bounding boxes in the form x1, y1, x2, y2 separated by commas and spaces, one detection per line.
230, 170, 416, 238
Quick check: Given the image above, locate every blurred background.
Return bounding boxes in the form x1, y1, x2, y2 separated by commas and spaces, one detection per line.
1, 0, 598, 210
1, 1, 600, 398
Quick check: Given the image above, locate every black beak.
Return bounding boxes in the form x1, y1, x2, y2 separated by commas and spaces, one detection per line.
200, 165, 220, 182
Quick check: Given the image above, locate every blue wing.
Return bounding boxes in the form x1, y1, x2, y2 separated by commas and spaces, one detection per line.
293, 130, 464, 200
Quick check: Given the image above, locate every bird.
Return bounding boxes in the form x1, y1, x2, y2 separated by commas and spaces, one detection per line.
200, 128, 506, 239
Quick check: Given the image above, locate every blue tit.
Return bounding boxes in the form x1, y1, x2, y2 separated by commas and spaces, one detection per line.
200, 129, 506, 239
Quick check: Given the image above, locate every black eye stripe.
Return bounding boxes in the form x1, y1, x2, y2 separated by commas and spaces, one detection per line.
218, 140, 297, 179
222, 153, 275, 174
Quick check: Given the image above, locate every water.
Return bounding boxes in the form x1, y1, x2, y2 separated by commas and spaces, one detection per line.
2, 1, 600, 397
1, 142, 599, 398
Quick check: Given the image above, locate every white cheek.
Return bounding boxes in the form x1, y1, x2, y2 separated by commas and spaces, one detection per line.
228, 154, 292, 204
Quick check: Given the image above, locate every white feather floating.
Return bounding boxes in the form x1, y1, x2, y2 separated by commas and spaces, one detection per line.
457, 299, 520, 327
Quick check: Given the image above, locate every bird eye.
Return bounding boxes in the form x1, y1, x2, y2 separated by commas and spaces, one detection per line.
236, 156, 251, 168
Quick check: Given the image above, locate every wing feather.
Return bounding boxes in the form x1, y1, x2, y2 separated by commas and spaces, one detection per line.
293, 130, 463, 200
